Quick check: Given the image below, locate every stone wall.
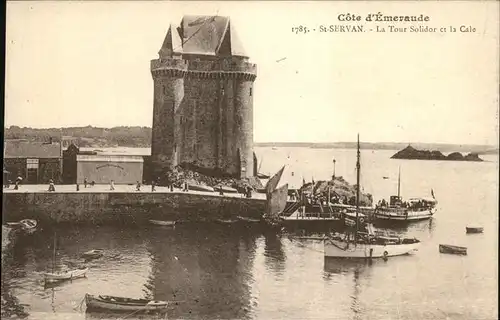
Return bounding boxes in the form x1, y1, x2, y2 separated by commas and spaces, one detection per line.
150, 57, 257, 179
2, 192, 267, 225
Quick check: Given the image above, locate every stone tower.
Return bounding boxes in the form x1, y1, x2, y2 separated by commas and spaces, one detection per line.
151, 15, 257, 180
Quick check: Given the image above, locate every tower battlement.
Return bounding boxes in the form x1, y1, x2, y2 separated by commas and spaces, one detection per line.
151, 15, 257, 180
151, 59, 257, 80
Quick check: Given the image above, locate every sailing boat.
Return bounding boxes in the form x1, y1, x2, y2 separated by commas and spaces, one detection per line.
43, 231, 89, 284
373, 167, 437, 222
261, 166, 288, 227
324, 135, 421, 259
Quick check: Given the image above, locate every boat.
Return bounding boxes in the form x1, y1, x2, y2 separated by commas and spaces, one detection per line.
466, 227, 483, 234
44, 231, 89, 283
149, 219, 176, 226
439, 244, 467, 255
187, 184, 214, 192
85, 294, 168, 312
237, 216, 261, 223
44, 267, 89, 283
261, 167, 288, 228
374, 167, 437, 222
81, 249, 104, 260
214, 185, 238, 193
215, 218, 239, 224
324, 135, 421, 259
6, 219, 38, 234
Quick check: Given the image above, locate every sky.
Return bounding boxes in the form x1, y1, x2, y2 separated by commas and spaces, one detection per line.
4, 1, 499, 145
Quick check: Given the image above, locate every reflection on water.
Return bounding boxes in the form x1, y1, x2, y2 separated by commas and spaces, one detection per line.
2, 149, 498, 320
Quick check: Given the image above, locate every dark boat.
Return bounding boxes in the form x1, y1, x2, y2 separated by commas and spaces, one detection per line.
466, 227, 483, 234
85, 294, 168, 312
439, 244, 467, 255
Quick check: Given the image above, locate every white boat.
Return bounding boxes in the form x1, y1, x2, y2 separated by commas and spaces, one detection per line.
324, 135, 422, 259
6, 219, 38, 234
325, 233, 420, 258
85, 294, 168, 312
236, 216, 261, 223
44, 231, 89, 284
44, 267, 89, 283
374, 167, 437, 222
214, 185, 238, 193
149, 219, 176, 226
187, 184, 214, 192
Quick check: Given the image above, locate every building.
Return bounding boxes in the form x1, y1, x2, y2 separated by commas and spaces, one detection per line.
151, 15, 258, 180
76, 154, 144, 185
3, 139, 63, 184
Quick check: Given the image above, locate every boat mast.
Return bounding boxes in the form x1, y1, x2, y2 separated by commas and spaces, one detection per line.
52, 231, 56, 274
397, 166, 401, 198
355, 134, 360, 240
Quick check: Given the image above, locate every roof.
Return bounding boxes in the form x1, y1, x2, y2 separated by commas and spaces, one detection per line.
4, 140, 61, 158
77, 155, 144, 163
159, 15, 248, 58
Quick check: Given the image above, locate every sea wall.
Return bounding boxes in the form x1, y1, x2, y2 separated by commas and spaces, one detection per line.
2, 192, 267, 225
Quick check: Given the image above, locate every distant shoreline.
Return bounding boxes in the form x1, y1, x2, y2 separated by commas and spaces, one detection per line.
4, 126, 498, 155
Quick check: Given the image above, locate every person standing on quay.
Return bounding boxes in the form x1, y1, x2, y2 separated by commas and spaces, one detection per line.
84, 178, 88, 188
110, 180, 115, 191
136, 181, 141, 191
48, 179, 56, 192
152, 180, 156, 192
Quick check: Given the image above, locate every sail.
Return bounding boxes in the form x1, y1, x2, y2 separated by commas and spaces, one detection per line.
265, 166, 285, 194
266, 183, 289, 217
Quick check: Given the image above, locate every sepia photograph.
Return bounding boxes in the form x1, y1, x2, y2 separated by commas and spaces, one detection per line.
2, 1, 499, 319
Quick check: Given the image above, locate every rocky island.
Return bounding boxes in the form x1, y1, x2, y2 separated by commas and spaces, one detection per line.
391, 145, 484, 162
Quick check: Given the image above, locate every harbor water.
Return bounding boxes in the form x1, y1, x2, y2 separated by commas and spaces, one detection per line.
2, 148, 498, 320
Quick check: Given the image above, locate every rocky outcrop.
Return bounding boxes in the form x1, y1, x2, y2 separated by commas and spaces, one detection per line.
391, 145, 484, 162
300, 176, 373, 207
165, 165, 264, 192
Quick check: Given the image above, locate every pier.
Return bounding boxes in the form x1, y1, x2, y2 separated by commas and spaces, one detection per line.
2, 184, 268, 225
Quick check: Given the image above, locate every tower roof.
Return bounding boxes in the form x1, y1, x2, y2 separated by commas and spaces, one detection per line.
158, 15, 249, 58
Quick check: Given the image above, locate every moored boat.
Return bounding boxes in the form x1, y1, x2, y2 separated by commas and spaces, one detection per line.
466, 227, 483, 234
44, 267, 89, 283
236, 216, 261, 223
439, 244, 467, 255
214, 185, 238, 194
261, 166, 288, 228
85, 294, 168, 312
374, 168, 437, 222
7, 219, 38, 234
215, 218, 239, 224
324, 135, 422, 259
187, 184, 214, 192
149, 219, 176, 226
81, 249, 104, 260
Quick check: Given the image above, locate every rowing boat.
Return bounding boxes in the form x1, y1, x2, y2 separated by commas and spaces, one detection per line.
466, 227, 483, 234
81, 249, 104, 260
149, 220, 176, 226
236, 216, 261, 223
85, 294, 168, 312
44, 267, 89, 283
439, 244, 467, 255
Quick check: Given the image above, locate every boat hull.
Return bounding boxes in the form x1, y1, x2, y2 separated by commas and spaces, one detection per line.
324, 240, 420, 258
374, 209, 435, 221
44, 268, 89, 282
149, 220, 176, 226
439, 244, 467, 255
466, 227, 483, 234
85, 294, 168, 312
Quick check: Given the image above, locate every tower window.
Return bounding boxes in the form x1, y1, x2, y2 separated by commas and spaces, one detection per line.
249, 88, 252, 96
